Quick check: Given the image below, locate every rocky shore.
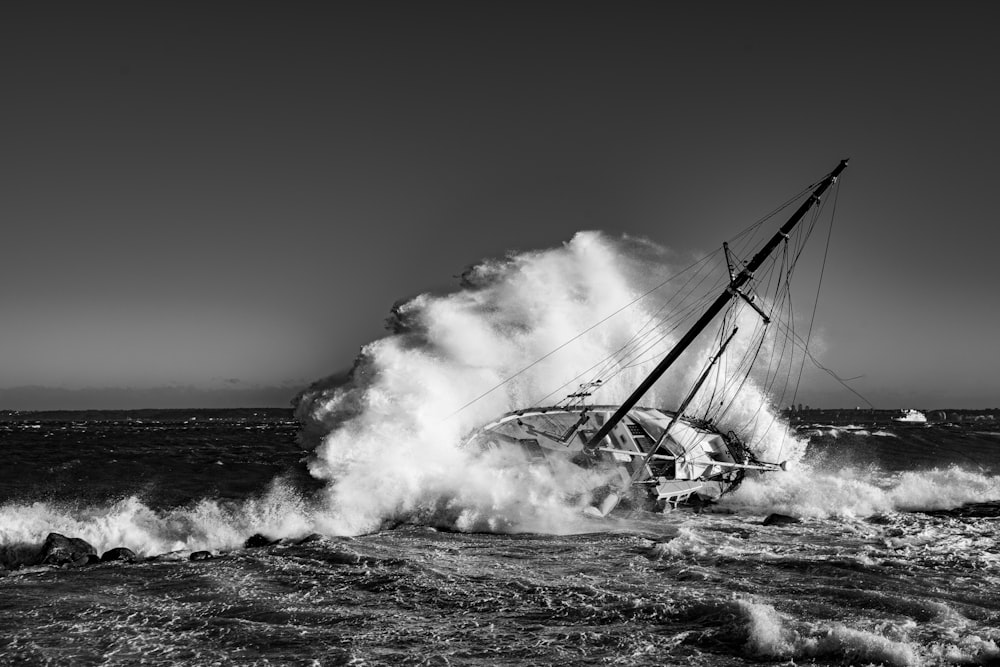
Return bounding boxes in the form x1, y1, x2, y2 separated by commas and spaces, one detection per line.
1, 531, 323, 574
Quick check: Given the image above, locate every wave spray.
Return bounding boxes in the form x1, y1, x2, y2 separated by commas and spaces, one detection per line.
296, 232, 803, 534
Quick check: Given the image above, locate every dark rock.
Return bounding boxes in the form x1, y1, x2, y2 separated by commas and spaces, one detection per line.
295, 533, 327, 545
324, 551, 363, 566
34, 533, 97, 567
101, 547, 138, 563
189, 551, 213, 561
762, 513, 801, 526
244, 533, 276, 548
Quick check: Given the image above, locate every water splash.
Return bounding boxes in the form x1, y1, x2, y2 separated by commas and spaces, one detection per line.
0, 479, 312, 566
296, 232, 805, 534
723, 462, 1000, 518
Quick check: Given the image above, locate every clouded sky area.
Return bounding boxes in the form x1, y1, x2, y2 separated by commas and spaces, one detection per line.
2, 3, 998, 409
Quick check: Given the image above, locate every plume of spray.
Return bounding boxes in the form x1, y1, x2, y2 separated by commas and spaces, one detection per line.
296, 232, 807, 535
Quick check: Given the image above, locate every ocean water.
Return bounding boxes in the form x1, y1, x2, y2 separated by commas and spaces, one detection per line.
3, 232, 999, 665
2, 409, 999, 666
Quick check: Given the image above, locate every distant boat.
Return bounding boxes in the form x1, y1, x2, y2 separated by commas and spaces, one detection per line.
893, 409, 928, 424
464, 160, 850, 515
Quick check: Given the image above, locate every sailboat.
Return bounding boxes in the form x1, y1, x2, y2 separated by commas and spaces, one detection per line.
464, 160, 850, 515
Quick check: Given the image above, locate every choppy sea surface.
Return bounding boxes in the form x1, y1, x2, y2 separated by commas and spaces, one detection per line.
2, 408, 999, 666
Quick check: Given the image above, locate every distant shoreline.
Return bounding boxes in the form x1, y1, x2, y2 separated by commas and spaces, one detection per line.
0, 406, 296, 421
3, 406, 997, 423
784, 407, 999, 415
783, 407, 999, 427
0, 385, 305, 412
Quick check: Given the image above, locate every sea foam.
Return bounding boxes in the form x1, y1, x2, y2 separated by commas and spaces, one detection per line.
0, 479, 313, 566
723, 462, 1000, 518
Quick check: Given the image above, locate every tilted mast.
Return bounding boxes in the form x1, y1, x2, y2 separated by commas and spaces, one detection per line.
583, 159, 849, 453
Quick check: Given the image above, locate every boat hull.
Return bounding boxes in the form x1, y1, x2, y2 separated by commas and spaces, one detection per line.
464, 405, 749, 511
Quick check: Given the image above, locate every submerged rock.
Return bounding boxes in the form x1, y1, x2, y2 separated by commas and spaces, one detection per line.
34, 533, 97, 567
244, 534, 277, 548
762, 513, 801, 527
189, 551, 213, 561
101, 547, 138, 563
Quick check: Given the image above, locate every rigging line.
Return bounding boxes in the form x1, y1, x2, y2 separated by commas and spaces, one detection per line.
790, 179, 840, 411
569, 179, 822, 406
743, 197, 823, 439
599, 257, 731, 377
786, 196, 827, 274
611, 296, 739, 413
775, 271, 798, 407
706, 310, 738, 419
727, 185, 818, 272
583, 246, 728, 380
741, 229, 794, 306
443, 251, 721, 419
535, 244, 734, 407
730, 335, 769, 426
767, 240, 798, 386
751, 281, 799, 445
728, 183, 818, 249
773, 304, 797, 461
770, 313, 875, 409
591, 249, 726, 381
577, 290, 714, 397
612, 290, 728, 377
546, 283, 726, 407
554, 284, 730, 407
706, 296, 774, 428
719, 326, 769, 435
718, 311, 758, 383
716, 262, 782, 405
774, 234, 799, 458
614, 288, 724, 370
544, 355, 626, 407
703, 306, 749, 422
758, 263, 790, 399
765, 276, 802, 454
448, 177, 826, 422
608, 283, 693, 361
753, 304, 795, 448
697, 310, 732, 419
755, 215, 822, 445
668, 328, 739, 462
599, 313, 702, 383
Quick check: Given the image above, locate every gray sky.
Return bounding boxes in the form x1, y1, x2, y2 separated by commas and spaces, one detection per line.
2, 3, 998, 409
